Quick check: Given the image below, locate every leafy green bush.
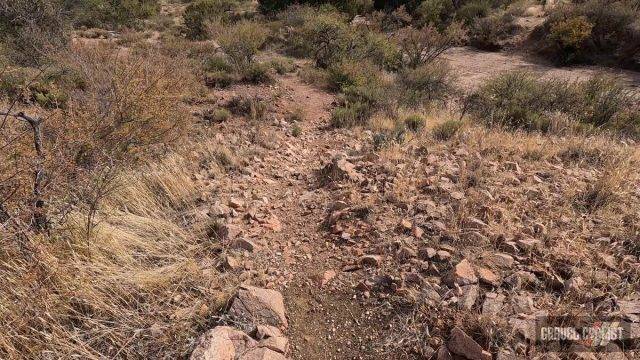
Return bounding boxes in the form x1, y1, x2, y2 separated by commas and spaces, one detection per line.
217, 20, 269, 71
396, 61, 456, 107
204, 54, 234, 73
289, 12, 350, 68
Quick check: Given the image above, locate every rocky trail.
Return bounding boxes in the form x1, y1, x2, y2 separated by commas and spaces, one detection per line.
187, 51, 640, 360
191, 74, 393, 359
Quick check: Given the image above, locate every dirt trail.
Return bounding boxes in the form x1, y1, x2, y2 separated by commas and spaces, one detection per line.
209, 74, 390, 359
444, 47, 640, 91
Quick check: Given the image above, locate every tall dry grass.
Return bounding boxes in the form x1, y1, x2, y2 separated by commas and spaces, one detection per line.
0, 150, 231, 359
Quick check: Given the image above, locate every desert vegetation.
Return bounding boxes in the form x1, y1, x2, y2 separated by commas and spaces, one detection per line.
1, 0, 640, 359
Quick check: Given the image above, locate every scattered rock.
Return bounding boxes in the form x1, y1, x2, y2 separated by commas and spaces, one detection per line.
222, 255, 240, 270
482, 293, 506, 316
190, 326, 257, 360
435, 250, 452, 262
312, 270, 337, 287
229, 286, 288, 329
511, 293, 535, 314
445, 259, 478, 286
239, 347, 287, 360
229, 198, 245, 209
360, 254, 382, 267
231, 238, 257, 252
321, 156, 364, 183
447, 327, 492, 360
488, 253, 515, 268
459, 284, 479, 310
477, 267, 501, 287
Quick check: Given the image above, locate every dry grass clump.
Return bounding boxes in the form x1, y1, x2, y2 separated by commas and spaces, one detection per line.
0, 150, 232, 358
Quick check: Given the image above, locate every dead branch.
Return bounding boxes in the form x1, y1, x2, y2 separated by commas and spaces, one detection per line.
0, 110, 48, 231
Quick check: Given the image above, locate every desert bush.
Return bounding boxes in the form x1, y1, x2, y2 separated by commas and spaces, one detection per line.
269, 56, 296, 74
242, 62, 274, 83
468, 71, 640, 136
289, 12, 350, 68
205, 108, 232, 123
217, 20, 269, 71
204, 71, 238, 88
259, 0, 373, 14
455, 0, 491, 25
403, 113, 426, 132
65, 0, 161, 29
183, 0, 238, 39
396, 60, 456, 107
416, 0, 454, 26
432, 118, 464, 140
0, 0, 68, 66
204, 54, 234, 72
0, 67, 77, 108
469, 12, 520, 51
534, 0, 639, 68
331, 101, 371, 128
227, 94, 269, 121
394, 22, 466, 68
59, 44, 197, 163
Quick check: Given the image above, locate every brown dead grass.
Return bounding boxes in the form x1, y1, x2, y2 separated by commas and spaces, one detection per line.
0, 146, 233, 359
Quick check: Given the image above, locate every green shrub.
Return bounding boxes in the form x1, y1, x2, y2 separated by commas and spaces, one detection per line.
217, 20, 269, 71
432, 119, 464, 140
0, 67, 81, 108
292, 124, 302, 137
290, 12, 350, 68
183, 0, 238, 40
205, 108, 232, 123
469, 12, 520, 51
204, 71, 238, 88
270, 56, 296, 74
204, 54, 233, 72
404, 114, 426, 132
456, 0, 491, 25
65, 0, 160, 29
227, 95, 269, 121
416, 0, 454, 26
534, 0, 639, 68
396, 61, 456, 107
242, 62, 274, 84
468, 71, 640, 137
330, 101, 370, 128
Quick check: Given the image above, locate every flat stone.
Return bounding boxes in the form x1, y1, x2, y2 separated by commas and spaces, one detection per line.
445, 259, 478, 286
482, 293, 506, 316
229, 286, 288, 329
477, 267, 501, 287
448, 327, 491, 360
239, 347, 287, 360
190, 326, 257, 360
